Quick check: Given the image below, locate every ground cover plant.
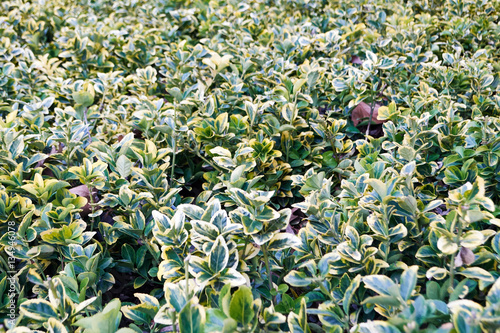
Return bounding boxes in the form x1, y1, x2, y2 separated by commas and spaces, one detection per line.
1, 0, 500, 332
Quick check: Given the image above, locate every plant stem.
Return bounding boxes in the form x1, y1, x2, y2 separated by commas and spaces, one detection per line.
172, 312, 177, 333
171, 137, 177, 181
35, 260, 47, 280
262, 244, 274, 303
343, 313, 351, 332
449, 217, 463, 293
366, 91, 376, 136
241, 236, 250, 261
83, 107, 93, 146
170, 108, 177, 186
0, 255, 9, 271
318, 280, 333, 300
88, 185, 95, 232
365, 83, 387, 137
184, 255, 190, 299
189, 147, 223, 172
98, 88, 107, 113
144, 239, 160, 266
449, 250, 456, 293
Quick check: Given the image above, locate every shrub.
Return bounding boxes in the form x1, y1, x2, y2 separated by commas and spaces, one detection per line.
1, 0, 500, 332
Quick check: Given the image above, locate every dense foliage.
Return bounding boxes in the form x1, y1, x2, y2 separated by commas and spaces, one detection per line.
1, 0, 500, 332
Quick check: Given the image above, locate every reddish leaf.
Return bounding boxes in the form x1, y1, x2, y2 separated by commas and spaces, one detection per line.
455, 247, 475, 267
351, 55, 362, 65
70, 185, 98, 215
351, 102, 386, 126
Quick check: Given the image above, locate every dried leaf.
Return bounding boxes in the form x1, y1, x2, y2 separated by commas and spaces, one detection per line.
351, 55, 363, 65
351, 102, 385, 126
455, 247, 475, 267
70, 185, 98, 215
70, 184, 91, 198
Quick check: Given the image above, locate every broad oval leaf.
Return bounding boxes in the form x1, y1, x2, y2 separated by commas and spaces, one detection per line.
209, 236, 229, 274
229, 286, 254, 326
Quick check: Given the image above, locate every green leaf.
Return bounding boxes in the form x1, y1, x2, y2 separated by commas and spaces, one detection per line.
309, 301, 344, 327
284, 271, 313, 287
363, 275, 399, 297
121, 304, 152, 326
219, 284, 232, 316
116, 155, 132, 178
365, 179, 387, 199
378, 57, 396, 69
121, 243, 135, 263
262, 305, 286, 325
238, 211, 263, 235
457, 267, 494, 283
443, 53, 454, 64
20, 299, 58, 321
437, 236, 458, 255
179, 299, 206, 333
164, 283, 188, 313
293, 78, 307, 95
486, 277, 500, 304
448, 300, 483, 333
116, 329, 138, 333
345, 226, 360, 248
73, 91, 94, 107
449, 278, 470, 301
460, 231, 485, 249
367, 214, 388, 237
2, 62, 15, 75
213, 156, 235, 168
426, 267, 448, 280
205, 308, 226, 332
423, 200, 444, 213
47, 318, 69, 333
465, 210, 485, 223
9, 135, 24, 159
400, 161, 416, 176
492, 233, 500, 255
377, 102, 399, 120
154, 304, 173, 325
135, 293, 160, 309
75, 297, 97, 314
354, 321, 402, 333
73, 298, 122, 333
288, 298, 311, 333
388, 224, 407, 242
318, 252, 341, 277
267, 233, 300, 251
222, 318, 238, 333
481, 75, 494, 88
362, 295, 402, 307
398, 146, 415, 161
229, 286, 254, 326
400, 266, 418, 301
214, 113, 229, 133
167, 87, 183, 102
425, 281, 441, 300
332, 78, 347, 92
209, 235, 229, 274
343, 275, 361, 316
219, 268, 246, 287
134, 277, 147, 289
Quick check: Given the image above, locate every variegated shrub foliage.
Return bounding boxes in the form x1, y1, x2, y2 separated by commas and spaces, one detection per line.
1, 0, 500, 332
